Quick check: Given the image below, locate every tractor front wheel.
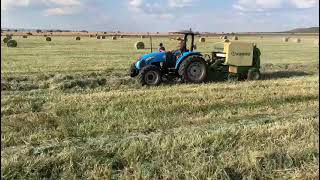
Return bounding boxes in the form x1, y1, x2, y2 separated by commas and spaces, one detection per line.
178, 56, 208, 83
227, 73, 239, 82
138, 65, 162, 86
247, 70, 261, 80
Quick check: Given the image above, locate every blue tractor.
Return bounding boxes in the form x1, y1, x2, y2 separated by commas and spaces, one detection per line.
129, 30, 208, 86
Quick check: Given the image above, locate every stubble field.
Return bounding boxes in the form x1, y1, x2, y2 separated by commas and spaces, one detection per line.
1, 35, 319, 179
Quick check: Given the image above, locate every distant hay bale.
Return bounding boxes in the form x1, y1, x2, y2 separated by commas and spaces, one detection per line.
26, 32, 32, 35
44, 35, 48, 37
233, 36, 239, 40
293, 38, 301, 43
97, 36, 101, 39
199, 37, 205, 42
89, 35, 94, 37
76, 36, 81, 40
22, 35, 28, 38
7, 39, 17, 47
224, 39, 230, 43
101, 35, 106, 39
260, 36, 263, 39
3, 37, 11, 43
221, 35, 228, 40
46, 37, 52, 41
176, 37, 182, 41
120, 35, 124, 38
135, 41, 145, 49
282, 37, 289, 42
112, 36, 117, 40
141, 35, 145, 39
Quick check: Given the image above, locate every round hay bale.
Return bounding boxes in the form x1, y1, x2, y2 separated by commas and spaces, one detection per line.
260, 36, 263, 39
233, 36, 239, 40
3, 37, 10, 43
89, 35, 94, 38
22, 35, 28, 38
44, 35, 48, 37
141, 35, 145, 39
7, 39, 17, 47
135, 41, 145, 49
46, 37, 52, 41
224, 39, 230, 43
199, 37, 205, 42
120, 35, 124, 38
97, 36, 101, 39
112, 36, 117, 40
293, 38, 301, 43
76, 36, 81, 40
176, 37, 182, 41
282, 37, 289, 42
223, 36, 228, 40
102, 36, 106, 39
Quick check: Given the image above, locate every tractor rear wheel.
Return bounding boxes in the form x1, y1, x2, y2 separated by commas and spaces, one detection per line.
138, 65, 161, 86
247, 70, 261, 80
178, 56, 208, 83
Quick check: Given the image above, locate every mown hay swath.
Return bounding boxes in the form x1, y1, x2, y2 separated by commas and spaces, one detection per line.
46, 37, 52, 41
7, 39, 17, 47
135, 41, 145, 49
199, 37, 205, 42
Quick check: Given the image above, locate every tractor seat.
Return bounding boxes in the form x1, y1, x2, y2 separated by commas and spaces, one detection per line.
165, 52, 177, 68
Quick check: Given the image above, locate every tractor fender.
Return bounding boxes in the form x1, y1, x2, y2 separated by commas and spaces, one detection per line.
135, 52, 166, 70
175, 52, 203, 70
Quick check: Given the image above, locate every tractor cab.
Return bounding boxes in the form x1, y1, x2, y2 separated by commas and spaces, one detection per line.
170, 29, 200, 53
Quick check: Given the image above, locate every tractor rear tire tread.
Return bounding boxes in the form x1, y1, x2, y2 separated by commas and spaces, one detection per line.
178, 56, 208, 83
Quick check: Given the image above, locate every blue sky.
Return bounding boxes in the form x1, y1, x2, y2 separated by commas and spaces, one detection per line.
1, 0, 319, 32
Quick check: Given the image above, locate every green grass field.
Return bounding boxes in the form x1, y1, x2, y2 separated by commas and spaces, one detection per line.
1, 35, 319, 179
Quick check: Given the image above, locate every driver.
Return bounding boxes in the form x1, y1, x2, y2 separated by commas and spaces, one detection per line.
173, 39, 188, 58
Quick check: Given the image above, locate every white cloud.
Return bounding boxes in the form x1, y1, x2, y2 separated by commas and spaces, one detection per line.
290, 0, 318, 8
1, 0, 30, 10
43, 6, 81, 16
233, 0, 318, 12
168, 0, 195, 8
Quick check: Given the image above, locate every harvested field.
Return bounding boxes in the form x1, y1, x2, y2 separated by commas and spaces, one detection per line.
1, 35, 319, 179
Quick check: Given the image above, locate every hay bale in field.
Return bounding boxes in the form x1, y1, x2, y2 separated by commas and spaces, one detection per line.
282, 37, 289, 42
3, 37, 11, 43
44, 35, 48, 37
89, 35, 94, 38
233, 36, 239, 40
97, 36, 101, 39
7, 39, 17, 47
26, 32, 32, 35
135, 41, 145, 49
176, 37, 182, 41
46, 37, 52, 41
199, 37, 205, 42
76, 36, 81, 40
141, 35, 145, 39
224, 39, 230, 43
293, 38, 301, 43
120, 35, 124, 38
22, 35, 28, 38
102, 35, 106, 39
112, 36, 117, 40
223, 35, 228, 40
260, 36, 263, 39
